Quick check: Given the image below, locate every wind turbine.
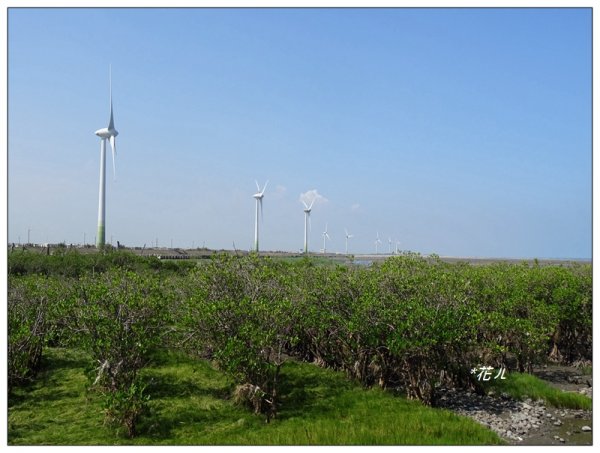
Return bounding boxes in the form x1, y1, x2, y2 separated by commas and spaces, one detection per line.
375, 232, 382, 254
253, 180, 268, 252
94, 65, 119, 248
395, 239, 401, 254
322, 223, 330, 253
344, 228, 354, 255
302, 198, 315, 254
388, 237, 393, 254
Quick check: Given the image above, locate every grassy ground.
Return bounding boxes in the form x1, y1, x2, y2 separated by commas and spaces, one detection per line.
8, 348, 503, 446
484, 372, 592, 410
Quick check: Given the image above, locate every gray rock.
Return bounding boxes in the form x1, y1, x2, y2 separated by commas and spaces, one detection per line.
559, 438, 565, 443
581, 425, 592, 432
553, 420, 562, 426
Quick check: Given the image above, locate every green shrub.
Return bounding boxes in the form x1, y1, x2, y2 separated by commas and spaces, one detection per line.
71, 269, 170, 436
185, 254, 296, 421
7, 275, 64, 391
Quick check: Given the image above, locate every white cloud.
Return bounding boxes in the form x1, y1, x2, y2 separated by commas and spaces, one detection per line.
299, 189, 328, 208
272, 185, 287, 200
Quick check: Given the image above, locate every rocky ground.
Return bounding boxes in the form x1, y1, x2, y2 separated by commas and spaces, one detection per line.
436, 365, 592, 445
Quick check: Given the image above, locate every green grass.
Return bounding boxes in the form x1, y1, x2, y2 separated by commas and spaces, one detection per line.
484, 372, 592, 410
8, 348, 503, 445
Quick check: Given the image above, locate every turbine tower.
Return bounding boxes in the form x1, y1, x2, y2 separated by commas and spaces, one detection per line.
375, 232, 382, 254
253, 180, 268, 252
388, 237, 393, 254
94, 65, 118, 248
322, 223, 330, 253
302, 199, 315, 254
344, 228, 354, 255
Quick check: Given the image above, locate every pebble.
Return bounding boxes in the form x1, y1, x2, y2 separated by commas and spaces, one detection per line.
581, 426, 592, 432
435, 385, 593, 445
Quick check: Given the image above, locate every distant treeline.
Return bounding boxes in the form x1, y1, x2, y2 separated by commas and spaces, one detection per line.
8, 248, 197, 277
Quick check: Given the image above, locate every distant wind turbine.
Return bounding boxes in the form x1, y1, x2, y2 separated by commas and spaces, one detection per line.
322, 223, 330, 253
388, 237, 393, 254
375, 232, 382, 254
395, 239, 401, 254
302, 198, 316, 253
253, 180, 268, 252
94, 65, 119, 248
344, 228, 354, 255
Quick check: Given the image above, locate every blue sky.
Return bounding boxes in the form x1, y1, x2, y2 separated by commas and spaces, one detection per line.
7, 7, 592, 258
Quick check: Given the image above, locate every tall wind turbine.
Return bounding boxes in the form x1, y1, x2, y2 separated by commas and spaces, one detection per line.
253, 180, 268, 252
94, 65, 119, 248
302, 199, 315, 254
344, 228, 354, 255
321, 223, 330, 253
375, 232, 382, 254
388, 237, 393, 254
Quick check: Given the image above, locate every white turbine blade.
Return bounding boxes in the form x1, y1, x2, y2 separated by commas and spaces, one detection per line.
302, 200, 309, 209
109, 136, 116, 179
108, 65, 115, 130
261, 180, 269, 195
308, 198, 316, 210
260, 197, 264, 222
345, 228, 348, 237
255, 180, 261, 192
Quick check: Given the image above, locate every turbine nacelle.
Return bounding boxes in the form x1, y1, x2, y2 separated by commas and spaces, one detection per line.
254, 180, 268, 198
301, 199, 315, 214
95, 127, 118, 139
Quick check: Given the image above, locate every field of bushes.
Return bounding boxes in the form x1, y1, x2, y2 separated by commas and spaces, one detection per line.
7, 249, 592, 442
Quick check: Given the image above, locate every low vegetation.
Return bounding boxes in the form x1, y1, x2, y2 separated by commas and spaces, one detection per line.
7, 249, 592, 443
484, 372, 592, 410
8, 348, 503, 445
